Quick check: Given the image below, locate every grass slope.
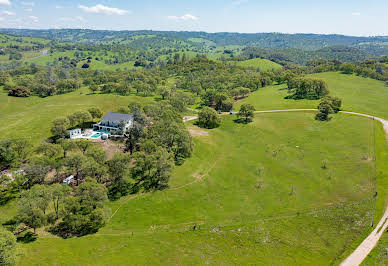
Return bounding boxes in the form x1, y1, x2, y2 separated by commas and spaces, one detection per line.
0, 89, 154, 144
19, 113, 378, 265
235, 58, 283, 71
236, 72, 388, 120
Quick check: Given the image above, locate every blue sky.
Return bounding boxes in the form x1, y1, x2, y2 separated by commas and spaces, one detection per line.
0, 0, 386, 36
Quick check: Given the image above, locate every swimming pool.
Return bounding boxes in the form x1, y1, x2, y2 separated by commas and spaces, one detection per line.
91, 132, 102, 139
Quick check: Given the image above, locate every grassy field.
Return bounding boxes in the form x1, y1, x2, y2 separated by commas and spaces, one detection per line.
235, 58, 283, 71
14, 112, 381, 265
362, 232, 388, 265
0, 89, 155, 144
236, 72, 388, 120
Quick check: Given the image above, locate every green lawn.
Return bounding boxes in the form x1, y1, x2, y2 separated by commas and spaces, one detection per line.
236, 72, 388, 120
0, 89, 155, 144
235, 58, 283, 71
18, 113, 380, 265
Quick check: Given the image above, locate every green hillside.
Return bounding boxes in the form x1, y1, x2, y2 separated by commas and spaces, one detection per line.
0, 89, 155, 144
235, 58, 282, 71
15, 113, 378, 265
236, 72, 388, 119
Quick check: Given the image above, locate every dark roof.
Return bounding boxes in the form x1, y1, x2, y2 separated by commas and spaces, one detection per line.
101, 112, 133, 123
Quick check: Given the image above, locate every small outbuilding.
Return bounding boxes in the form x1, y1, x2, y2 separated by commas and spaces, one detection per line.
63, 175, 74, 185
68, 128, 82, 139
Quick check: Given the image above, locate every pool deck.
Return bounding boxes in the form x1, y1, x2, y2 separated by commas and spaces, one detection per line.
70, 129, 106, 140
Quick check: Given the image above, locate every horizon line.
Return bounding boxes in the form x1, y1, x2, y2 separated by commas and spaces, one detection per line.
0, 27, 387, 38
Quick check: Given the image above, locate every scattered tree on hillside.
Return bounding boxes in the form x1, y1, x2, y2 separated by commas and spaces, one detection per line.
237, 104, 255, 123
0, 138, 31, 168
198, 107, 221, 129
8, 86, 30, 97
287, 77, 329, 100
51, 117, 70, 139
315, 96, 342, 121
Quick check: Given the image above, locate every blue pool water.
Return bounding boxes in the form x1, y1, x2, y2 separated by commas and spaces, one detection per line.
91, 133, 102, 139
96, 130, 110, 134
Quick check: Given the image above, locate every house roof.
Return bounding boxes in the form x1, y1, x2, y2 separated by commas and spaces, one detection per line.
101, 112, 133, 123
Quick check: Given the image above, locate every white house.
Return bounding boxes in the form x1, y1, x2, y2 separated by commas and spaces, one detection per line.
93, 112, 134, 134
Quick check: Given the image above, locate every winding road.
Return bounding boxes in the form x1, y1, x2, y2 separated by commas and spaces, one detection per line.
184, 108, 388, 265
24, 49, 48, 61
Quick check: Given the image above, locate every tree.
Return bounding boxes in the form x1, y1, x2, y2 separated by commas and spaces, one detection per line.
23, 160, 51, 186
131, 147, 173, 191
35, 143, 63, 159
287, 77, 329, 100
89, 84, 99, 94
198, 107, 221, 129
51, 117, 70, 139
57, 139, 76, 158
0, 139, 31, 168
8, 86, 31, 97
106, 153, 131, 199
0, 71, 10, 86
74, 139, 92, 154
340, 63, 355, 74
315, 96, 342, 121
51, 178, 107, 238
85, 145, 106, 164
0, 227, 18, 265
238, 104, 255, 123
68, 111, 92, 128
88, 107, 103, 119
64, 154, 88, 185
49, 184, 71, 220
75, 177, 107, 211
17, 185, 51, 233
146, 118, 193, 165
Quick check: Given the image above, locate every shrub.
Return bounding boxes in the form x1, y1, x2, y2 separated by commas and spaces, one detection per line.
8, 86, 31, 97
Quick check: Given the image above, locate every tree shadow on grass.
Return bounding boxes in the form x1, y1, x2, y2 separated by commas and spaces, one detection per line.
17, 232, 37, 243
233, 118, 252, 124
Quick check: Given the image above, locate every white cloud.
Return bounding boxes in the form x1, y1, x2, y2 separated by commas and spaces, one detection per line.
78, 4, 128, 15
58, 16, 85, 22
0, 0, 11, 6
21, 1, 34, 6
55, 5, 63, 9
167, 14, 198, 21
2, 10, 15, 15
0, 17, 4, 21
24, 8, 32, 12
352, 12, 361, 16
28, 15, 38, 22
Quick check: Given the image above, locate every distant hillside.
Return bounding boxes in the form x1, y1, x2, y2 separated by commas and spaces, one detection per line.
1, 29, 387, 55
234, 58, 282, 71
240, 46, 375, 65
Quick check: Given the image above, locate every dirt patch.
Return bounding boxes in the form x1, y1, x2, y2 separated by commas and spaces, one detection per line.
94, 140, 125, 160
192, 171, 203, 180
189, 129, 209, 137
183, 116, 198, 123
